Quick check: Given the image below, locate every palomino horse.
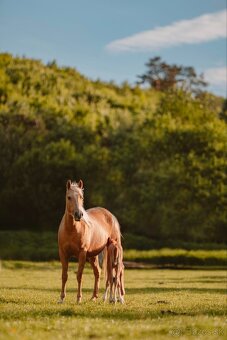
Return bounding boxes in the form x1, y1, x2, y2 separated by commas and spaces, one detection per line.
103, 239, 125, 304
58, 179, 122, 303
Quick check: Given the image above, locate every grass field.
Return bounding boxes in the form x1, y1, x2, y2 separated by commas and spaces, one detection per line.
0, 261, 226, 339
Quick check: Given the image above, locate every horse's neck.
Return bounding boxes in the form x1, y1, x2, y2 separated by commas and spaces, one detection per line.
81, 207, 92, 227
64, 211, 77, 233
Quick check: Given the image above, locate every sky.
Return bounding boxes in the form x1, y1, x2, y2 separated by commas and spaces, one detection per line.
0, 0, 226, 96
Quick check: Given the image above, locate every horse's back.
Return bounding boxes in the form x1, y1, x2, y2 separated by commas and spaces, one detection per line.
86, 207, 121, 242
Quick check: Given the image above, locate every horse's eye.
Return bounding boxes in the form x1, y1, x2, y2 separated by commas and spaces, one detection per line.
67, 196, 71, 200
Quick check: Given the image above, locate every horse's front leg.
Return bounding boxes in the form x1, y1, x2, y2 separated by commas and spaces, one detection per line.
77, 250, 87, 303
109, 270, 114, 303
89, 256, 101, 301
112, 268, 119, 304
59, 252, 69, 303
113, 280, 117, 303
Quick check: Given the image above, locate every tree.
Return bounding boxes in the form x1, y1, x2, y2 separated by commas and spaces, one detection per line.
220, 98, 227, 123
137, 56, 207, 94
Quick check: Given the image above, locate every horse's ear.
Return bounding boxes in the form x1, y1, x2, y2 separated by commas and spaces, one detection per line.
66, 180, 71, 190
78, 179, 83, 189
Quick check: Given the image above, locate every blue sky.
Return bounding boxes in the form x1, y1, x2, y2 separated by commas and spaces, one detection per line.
0, 0, 226, 96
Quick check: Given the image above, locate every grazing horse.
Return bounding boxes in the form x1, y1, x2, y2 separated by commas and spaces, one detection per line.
103, 239, 125, 304
58, 179, 122, 303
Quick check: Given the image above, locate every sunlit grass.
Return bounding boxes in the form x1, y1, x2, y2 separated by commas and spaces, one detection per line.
0, 261, 226, 339
124, 249, 227, 266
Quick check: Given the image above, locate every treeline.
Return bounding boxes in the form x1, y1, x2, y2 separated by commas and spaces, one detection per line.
0, 53, 226, 243
0, 231, 226, 265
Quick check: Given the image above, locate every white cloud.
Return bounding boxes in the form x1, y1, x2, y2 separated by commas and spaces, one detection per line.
106, 10, 227, 52
204, 67, 226, 86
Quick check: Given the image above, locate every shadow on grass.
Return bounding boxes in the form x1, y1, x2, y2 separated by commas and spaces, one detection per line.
185, 280, 225, 283
3, 286, 226, 295
125, 287, 226, 295
0, 304, 226, 322
2, 286, 226, 295
2, 262, 61, 271
3, 287, 93, 294
0, 308, 161, 321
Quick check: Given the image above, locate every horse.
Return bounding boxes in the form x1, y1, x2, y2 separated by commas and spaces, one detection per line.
58, 179, 122, 303
103, 239, 125, 304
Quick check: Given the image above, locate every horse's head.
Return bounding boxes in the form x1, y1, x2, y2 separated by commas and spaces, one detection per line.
66, 179, 84, 221
108, 240, 120, 267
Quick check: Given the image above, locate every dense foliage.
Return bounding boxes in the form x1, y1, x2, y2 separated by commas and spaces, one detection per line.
0, 53, 226, 242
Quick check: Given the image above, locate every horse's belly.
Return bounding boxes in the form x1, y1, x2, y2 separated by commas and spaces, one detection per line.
87, 231, 108, 256
87, 244, 106, 258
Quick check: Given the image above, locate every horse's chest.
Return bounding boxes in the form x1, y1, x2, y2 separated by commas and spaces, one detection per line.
64, 242, 80, 257
60, 234, 82, 257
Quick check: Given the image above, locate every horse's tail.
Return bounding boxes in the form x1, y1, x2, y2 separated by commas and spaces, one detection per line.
112, 214, 122, 246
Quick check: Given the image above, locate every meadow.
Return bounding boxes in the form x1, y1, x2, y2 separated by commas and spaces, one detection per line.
0, 261, 226, 339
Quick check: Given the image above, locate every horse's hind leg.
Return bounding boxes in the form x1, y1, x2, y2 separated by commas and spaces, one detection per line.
118, 279, 125, 304
59, 252, 69, 303
109, 272, 115, 303
89, 256, 101, 301
117, 267, 125, 304
113, 277, 118, 303
120, 266, 125, 296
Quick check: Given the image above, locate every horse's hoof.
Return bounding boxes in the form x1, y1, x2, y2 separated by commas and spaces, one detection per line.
119, 297, 125, 304
58, 299, 64, 304
90, 296, 97, 302
77, 297, 82, 304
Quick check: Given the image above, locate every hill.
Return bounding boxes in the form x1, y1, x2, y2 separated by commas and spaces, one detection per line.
0, 53, 226, 243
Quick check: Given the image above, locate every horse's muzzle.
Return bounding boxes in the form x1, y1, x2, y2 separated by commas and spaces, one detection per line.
74, 210, 83, 221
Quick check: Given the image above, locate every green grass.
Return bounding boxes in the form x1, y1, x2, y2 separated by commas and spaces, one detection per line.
0, 261, 226, 339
